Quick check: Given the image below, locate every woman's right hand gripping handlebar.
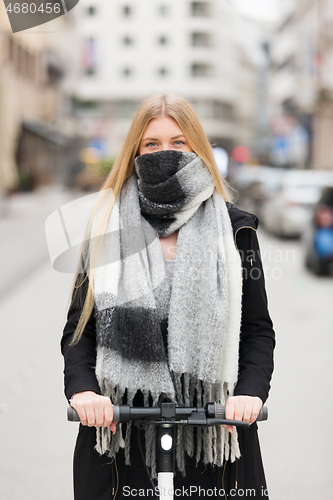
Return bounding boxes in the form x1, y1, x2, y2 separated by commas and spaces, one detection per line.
70, 391, 117, 434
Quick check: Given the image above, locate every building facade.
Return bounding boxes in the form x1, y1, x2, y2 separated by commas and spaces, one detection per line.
0, 2, 71, 193
267, 0, 333, 171
313, 0, 333, 171
63, 0, 261, 157
266, 0, 317, 169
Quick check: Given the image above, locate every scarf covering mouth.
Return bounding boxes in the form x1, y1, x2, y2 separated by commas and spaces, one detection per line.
134, 150, 216, 237
91, 150, 243, 477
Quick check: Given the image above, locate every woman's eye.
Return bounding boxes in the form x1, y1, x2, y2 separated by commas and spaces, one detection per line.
146, 142, 158, 147
174, 140, 185, 146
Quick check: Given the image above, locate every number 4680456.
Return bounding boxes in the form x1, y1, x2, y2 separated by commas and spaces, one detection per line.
6, 3, 61, 14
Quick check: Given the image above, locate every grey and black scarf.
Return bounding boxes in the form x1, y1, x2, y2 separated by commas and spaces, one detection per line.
91, 151, 243, 477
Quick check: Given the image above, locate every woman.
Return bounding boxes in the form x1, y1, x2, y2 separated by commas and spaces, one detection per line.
61, 94, 275, 499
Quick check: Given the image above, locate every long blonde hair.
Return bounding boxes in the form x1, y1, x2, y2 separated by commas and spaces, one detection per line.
69, 94, 231, 344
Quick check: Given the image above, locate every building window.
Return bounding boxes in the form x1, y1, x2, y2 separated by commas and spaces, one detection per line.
81, 38, 97, 76
190, 2, 211, 17
158, 67, 168, 77
46, 60, 63, 84
87, 5, 96, 15
191, 32, 211, 47
122, 36, 134, 45
122, 5, 132, 16
190, 63, 212, 77
158, 5, 168, 15
191, 99, 234, 120
158, 36, 168, 45
213, 101, 234, 120
112, 100, 138, 118
122, 67, 133, 77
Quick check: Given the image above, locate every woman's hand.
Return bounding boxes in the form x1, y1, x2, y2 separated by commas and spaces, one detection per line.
223, 395, 263, 434
70, 391, 117, 434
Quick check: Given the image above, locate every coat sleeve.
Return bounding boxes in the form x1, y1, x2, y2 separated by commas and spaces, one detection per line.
60, 273, 101, 402
233, 228, 275, 404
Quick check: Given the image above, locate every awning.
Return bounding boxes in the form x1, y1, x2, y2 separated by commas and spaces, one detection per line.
21, 119, 69, 146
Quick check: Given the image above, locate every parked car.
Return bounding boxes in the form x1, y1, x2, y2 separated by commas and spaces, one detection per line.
261, 170, 333, 238
242, 166, 287, 223
228, 165, 286, 221
303, 186, 333, 275
227, 165, 262, 201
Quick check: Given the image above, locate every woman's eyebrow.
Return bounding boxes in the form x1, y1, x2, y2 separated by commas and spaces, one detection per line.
142, 134, 186, 142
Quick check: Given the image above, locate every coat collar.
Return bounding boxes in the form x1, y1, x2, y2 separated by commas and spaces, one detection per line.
226, 202, 259, 236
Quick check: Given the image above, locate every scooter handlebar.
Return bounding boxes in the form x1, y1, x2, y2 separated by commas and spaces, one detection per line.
67, 403, 268, 424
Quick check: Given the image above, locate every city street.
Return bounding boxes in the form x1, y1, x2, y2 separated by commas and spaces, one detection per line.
0, 196, 332, 500
256, 230, 333, 500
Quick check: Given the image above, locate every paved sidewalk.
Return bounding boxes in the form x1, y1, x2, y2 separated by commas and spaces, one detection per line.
0, 260, 77, 500
0, 185, 78, 301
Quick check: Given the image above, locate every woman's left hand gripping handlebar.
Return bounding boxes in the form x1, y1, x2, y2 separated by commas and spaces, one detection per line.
223, 395, 263, 433
70, 391, 117, 434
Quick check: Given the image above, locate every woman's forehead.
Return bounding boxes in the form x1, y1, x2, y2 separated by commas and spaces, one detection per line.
143, 117, 183, 138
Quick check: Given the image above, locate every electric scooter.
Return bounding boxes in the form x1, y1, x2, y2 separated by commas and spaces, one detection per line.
68, 401, 267, 499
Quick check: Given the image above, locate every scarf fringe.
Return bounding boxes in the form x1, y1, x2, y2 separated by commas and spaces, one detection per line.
95, 375, 241, 478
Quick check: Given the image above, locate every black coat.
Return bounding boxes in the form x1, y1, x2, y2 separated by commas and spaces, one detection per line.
61, 203, 275, 500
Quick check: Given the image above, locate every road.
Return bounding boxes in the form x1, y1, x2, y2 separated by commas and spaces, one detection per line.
0, 192, 332, 499
0, 187, 79, 500
257, 229, 333, 500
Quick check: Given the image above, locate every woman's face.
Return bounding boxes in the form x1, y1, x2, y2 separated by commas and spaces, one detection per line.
139, 116, 193, 155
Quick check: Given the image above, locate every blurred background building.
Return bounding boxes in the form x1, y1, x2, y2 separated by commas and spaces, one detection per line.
1, 0, 333, 197
266, 0, 333, 171
314, 0, 333, 171
61, 0, 269, 172
0, 3, 83, 196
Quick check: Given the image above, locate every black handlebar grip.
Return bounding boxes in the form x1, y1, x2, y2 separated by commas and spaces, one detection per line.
67, 405, 122, 422
67, 406, 80, 422
213, 403, 268, 421
258, 406, 268, 421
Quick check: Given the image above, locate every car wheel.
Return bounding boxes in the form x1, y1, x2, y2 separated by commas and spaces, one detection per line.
304, 252, 313, 271
313, 257, 329, 276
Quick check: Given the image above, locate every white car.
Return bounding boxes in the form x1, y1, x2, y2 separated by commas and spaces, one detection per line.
261, 170, 333, 238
